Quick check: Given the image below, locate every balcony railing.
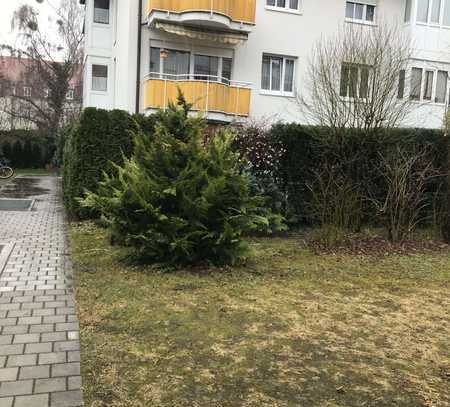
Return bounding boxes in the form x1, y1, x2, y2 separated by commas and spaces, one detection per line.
143, 73, 252, 119
147, 0, 256, 25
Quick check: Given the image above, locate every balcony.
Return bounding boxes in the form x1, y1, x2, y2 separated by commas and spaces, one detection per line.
147, 0, 256, 38
143, 74, 252, 122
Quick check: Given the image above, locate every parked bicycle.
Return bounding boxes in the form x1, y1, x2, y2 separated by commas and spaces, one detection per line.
0, 158, 14, 179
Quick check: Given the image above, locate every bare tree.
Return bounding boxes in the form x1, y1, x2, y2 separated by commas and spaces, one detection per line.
370, 146, 442, 243
1, 0, 84, 138
299, 22, 413, 134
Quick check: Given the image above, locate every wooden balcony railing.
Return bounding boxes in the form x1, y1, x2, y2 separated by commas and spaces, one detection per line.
147, 0, 256, 25
143, 74, 252, 118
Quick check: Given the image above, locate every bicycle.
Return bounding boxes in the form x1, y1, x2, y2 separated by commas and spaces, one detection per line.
0, 158, 14, 179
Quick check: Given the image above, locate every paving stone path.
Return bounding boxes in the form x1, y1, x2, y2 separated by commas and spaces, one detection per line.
0, 177, 83, 407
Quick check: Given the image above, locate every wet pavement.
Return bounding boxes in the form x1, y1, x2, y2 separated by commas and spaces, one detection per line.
0, 177, 83, 407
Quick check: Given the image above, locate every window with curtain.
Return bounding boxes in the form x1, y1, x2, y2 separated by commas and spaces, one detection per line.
410, 68, 423, 100
417, 0, 430, 22
150, 48, 190, 79
345, 2, 376, 22
23, 87, 31, 97
340, 63, 371, 98
92, 64, 108, 92
94, 0, 110, 24
424, 71, 434, 100
261, 55, 296, 95
436, 71, 448, 103
266, 0, 300, 11
194, 55, 219, 81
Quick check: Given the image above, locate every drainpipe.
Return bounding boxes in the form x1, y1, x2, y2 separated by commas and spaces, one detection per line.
135, 0, 143, 114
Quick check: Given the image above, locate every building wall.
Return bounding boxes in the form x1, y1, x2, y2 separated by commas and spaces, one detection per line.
82, 0, 450, 129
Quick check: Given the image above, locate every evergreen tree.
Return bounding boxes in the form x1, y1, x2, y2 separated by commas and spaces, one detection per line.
1, 141, 12, 162
22, 140, 33, 168
82, 97, 278, 266
11, 141, 23, 168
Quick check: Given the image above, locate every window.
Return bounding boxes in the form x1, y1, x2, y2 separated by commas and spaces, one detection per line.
404, 0, 412, 22
398, 70, 406, 99
345, 2, 376, 23
436, 71, 448, 103
150, 47, 190, 79
444, 0, 450, 25
92, 64, 108, 92
266, 0, 300, 11
424, 70, 434, 100
44, 88, 50, 98
417, 0, 430, 22
431, 0, 442, 22
11, 86, 16, 96
194, 55, 219, 81
261, 54, 296, 95
410, 67, 423, 100
23, 87, 31, 97
94, 0, 110, 24
67, 89, 74, 100
339, 63, 370, 98
222, 58, 232, 83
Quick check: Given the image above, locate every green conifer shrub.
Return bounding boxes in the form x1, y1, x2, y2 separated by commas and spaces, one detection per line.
81, 98, 278, 266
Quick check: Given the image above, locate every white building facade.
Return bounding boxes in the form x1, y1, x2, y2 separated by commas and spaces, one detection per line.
80, 0, 450, 129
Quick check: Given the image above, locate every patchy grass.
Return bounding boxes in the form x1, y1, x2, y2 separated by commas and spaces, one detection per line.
71, 222, 450, 407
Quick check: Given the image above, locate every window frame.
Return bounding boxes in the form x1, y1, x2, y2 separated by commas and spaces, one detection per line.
91, 64, 108, 93
339, 62, 372, 100
93, 0, 110, 25
345, 1, 377, 24
23, 86, 32, 98
416, 0, 450, 26
261, 54, 297, 97
265, 0, 302, 14
409, 66, 449, 104
66, 89, 75, 100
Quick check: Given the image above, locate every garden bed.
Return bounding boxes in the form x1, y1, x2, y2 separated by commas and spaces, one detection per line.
71, 222, 450, 407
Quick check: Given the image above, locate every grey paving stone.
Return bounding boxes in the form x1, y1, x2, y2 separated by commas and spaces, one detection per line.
13, 333, 40, 344
38, 352, 67, 365
6, 354, 37, 367
0, 368, 18, 382
19, 364, 50, 380
52, 363, 80, 378
0, 345, 24, 356
0, 397, 13, 407
14, 394, 49, 407
54, 341, 80, 352
68, 376, 82, 390
50, 390, 83, 407
0, 380, 33, 396
35, 377, 66, 393
25, 342, 53, 354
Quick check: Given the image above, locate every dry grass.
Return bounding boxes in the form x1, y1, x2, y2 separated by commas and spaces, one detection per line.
71, 222, 450, 407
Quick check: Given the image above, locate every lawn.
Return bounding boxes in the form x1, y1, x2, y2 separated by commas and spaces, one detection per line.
71, 222, 450, 407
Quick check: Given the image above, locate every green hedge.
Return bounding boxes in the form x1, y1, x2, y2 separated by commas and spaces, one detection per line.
63, 108, 140, 219
269, 124, 447, 225
0, 130, 49, 168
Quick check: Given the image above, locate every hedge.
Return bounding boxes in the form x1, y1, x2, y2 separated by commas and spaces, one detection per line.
63, 108, 140, 219
268, 124, 447, 225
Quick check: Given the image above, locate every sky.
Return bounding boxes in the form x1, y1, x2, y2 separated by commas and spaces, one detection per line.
0, 0, 60, 49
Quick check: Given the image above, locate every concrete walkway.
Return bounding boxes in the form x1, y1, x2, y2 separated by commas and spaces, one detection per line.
0, 177, 83, 407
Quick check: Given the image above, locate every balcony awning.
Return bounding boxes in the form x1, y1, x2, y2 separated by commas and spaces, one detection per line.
154, 22, 248, 45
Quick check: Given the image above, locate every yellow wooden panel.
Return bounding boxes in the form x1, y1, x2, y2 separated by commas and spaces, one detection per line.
148, 0, 256, 24
144, 79, 250, 117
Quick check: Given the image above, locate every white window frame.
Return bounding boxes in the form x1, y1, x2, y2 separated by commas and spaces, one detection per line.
265, 0, 302, 14
23, 86, 31, 97
91, 64, 108, 93
416, 0, 450, 27
339, 63, 372, 100
410, 66, 449, 104
345, 2, 377, 24
261, 54, 296, 97
66, 89, 74, 100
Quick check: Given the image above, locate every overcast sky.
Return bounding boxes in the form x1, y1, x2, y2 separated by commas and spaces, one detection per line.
0, 0, 60, 49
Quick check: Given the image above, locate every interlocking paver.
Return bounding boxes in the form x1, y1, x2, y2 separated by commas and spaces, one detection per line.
0, 177, 83, 406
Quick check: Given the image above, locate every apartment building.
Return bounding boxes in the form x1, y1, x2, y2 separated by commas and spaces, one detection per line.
80, 0, 450, 129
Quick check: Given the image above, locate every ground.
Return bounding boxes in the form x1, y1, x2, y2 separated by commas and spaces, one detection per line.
0, 177, 83, 407
72, 223, 450, 407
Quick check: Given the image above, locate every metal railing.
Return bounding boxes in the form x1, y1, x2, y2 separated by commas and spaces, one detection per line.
144, 72, 252, 89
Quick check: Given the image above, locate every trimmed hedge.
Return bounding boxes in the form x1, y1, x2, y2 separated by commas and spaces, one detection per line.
268, 124, 447, 225
63, 108, 139, 219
